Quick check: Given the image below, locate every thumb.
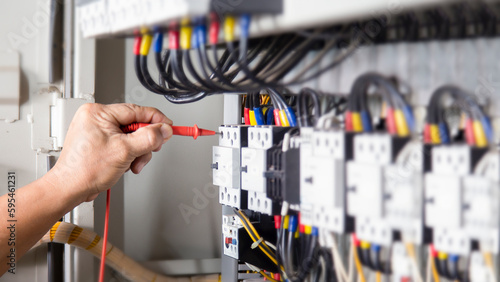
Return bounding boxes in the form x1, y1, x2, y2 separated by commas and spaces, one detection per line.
123, 123, 172, 157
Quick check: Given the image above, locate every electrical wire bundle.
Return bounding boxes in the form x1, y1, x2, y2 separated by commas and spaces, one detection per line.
233, 208, 281, 282
344, 73, 415, 137
274, 213, 336, 282
243, 90, 297, 127
428, 244, 469, 282
351, 234, 389, 282
133, 13, 360, 104
423, 85, 493, 148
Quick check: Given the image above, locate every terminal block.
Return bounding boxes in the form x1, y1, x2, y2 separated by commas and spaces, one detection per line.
241, 126, 289, 215
384, 141, 432, 244
425, 145, 488, 255
213, 125, 248, 209
302, 130, 354, 234
347, 133, 409, 246
463, 151, 500, 254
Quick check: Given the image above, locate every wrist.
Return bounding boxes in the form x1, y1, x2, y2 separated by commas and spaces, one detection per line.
41, 167, 86, 211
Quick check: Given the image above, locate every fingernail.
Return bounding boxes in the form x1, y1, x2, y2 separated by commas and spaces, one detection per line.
161, 124, 173, 139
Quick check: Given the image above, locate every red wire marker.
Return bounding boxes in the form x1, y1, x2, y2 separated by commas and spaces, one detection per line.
121, 122, 217, 140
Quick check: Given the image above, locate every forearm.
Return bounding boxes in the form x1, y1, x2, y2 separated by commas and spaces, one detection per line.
0, 171, 83, 274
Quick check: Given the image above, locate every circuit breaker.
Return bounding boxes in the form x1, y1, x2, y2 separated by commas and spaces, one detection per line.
241, 126, 288, 215
213, 125, 248, 209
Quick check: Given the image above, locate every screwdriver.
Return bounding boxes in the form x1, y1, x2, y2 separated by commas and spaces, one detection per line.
121, 122, 217, 140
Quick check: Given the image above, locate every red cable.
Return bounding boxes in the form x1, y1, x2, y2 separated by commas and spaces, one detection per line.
99, 189, 111, 282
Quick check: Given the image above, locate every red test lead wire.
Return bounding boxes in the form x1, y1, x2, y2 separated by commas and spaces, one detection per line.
121, 123, 217, 140
99, 189, 111, 282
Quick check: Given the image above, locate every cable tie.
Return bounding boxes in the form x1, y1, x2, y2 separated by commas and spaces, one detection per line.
251, 237, 263, 249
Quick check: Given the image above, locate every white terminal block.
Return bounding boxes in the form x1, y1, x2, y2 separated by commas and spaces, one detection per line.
308, 130, 347, 233
384, 141, 425, 244
425, 174, 470, 255
213, 125, 247, 209
222, 215, 242, 259
425, 174, 462, 229
385, 165, 424, 243
241, 126, 280, 215
353, 133, 394, 165
431, 145, 474, 176
463, 175, 499, 254
347, 162, 384, 218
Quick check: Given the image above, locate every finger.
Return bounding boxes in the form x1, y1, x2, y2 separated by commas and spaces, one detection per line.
153, 143, 163, 152
105, 103, 173, 126
122, 123, 172, 157
131, 152, 153, 174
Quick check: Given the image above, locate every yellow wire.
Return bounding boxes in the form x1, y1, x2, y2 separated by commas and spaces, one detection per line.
179, 20, 193, 50
139, 34, 152, 56
224, 15, 236, 42
394, 109, 409, 137
375, 271, 381, 282
260, 271, 278, 282
236, 210, 278, 265
249, 110, 257, 126
352, 243, 366, 282
279, 110, 290, 127
430, 255, 440, 282
351, 112, 363, 132
473, 120, 488, 147
430, 124, 441, 144
483, 252, 495, 275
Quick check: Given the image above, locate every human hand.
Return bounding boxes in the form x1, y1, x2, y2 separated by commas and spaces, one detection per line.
45, 103, 172, 203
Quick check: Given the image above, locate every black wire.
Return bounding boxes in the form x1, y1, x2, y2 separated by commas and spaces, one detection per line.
170, 49, 207, 92
183, 49, 223, 91
298, 88, 321, 127
156, 50, 190, 90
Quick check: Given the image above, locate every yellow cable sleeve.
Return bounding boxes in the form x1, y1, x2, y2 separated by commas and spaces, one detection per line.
279, 110, 290, 127
394, 109, 409, 137
437, 252, 448, 260
304, 225, 312, 235
140, 34, 153, 56
180, 23, 193, 50
351, 112, 363, 132
283, 215, 290, 230
224, 15, 236, 42
473, 120, 488, 147
352, 243, 367, 282
249, 110, 257, 126
430, 124, 441, 144
360, 241, 370, 250
36, 222, 217, 282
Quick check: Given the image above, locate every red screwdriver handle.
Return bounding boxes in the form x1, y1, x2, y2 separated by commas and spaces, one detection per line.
120, 123, 216, 140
